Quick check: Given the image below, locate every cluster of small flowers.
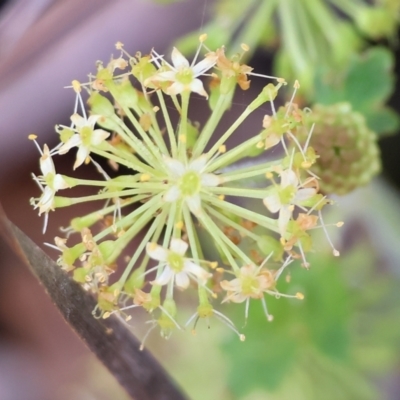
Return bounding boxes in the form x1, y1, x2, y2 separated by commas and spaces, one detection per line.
30, 35, 341, 343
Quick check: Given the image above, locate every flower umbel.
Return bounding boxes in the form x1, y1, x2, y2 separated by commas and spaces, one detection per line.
31, 36, 341, 343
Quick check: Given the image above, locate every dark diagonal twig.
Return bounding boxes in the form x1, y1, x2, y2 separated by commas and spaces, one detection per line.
0, 202, 187, 400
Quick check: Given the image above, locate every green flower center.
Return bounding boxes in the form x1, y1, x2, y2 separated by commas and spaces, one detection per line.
167, 252, 184, 273
176, 67, 194, 85
80, 126, 93, 146
45, 172, 55, 189
241, 275, 260, 296
179, 171, 201, 197
279, 185, 296, 205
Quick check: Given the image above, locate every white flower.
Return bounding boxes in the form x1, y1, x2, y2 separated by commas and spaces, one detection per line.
34, 144, 69, 215
59, 113, 110, 169
147, 47, 217, 98
263, 169, 317, 236
163, 155, 221, 215
220, 264, 276, 303
146, 238, 212, 289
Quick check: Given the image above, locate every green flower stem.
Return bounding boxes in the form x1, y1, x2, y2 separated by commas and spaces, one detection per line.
68, 200, 136, 231
118, 206, 169, 288
172, 200, 183, 239
199, 211, 253, 266
94, 194, 163, 242
204, 204, 260, 241
197, 211, 240, 271
230, 0, 278, 56
118, 105, 165, 169
110, 117, 159, 167
99, 140, 149, 166
127, 99, 168, 157
70, 178, 139, 188
193, 91, 235, 157
207, 136, 262, 172
146, 109, 169, 155
328, 0, 361, 17
92, 147, 159, 176
71, 178, 165, 190
170, 94, 182, 114
202, 192, 278, 233
294, 0, 318, 62
221, 160, 281, 183
303, 0, 340, 45
206, 186, 267, 199
149, 283, 162, 302
183, 205, 200, 260
278, 0, 308, 73
178, 91, 190, 162
157, 91, 178, 157
206, 107, 254, 160
197, 286, 211, 308
65, 186, 163, 205
162, 198, 177, 249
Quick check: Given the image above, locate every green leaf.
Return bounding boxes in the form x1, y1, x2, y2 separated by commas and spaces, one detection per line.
314, 47, 399, 136
294, 259, 350, 360
222, 300, 297, 396
366, 107, 400, 135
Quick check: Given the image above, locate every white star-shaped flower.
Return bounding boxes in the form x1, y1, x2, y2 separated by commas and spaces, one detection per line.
34, 144, 70, 215
220, 264, 276, 303
163, 155, 221, 216
263, 169, 317, 236
146, 238, 212, 289
58, 113, 110, 169
146, 47, 217, 98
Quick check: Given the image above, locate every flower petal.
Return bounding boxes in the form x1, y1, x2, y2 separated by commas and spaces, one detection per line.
171, 47, 189, 69
175, 271, 190, 289
192, 53, 217, 76
59, 134, 81, 154
186, 194, 201, 215
163, 185, 181, 202
165, 81, 185, 96
188, 155, 207, 172
294, 188, 317, 202
170, 238, 188, 255
183, 261, 211, 283
91, 128, 110, 145
73, 146, 89, 169
188, 78, 208, 98
87, 115, 101, 127
164, 157, 185, 177
220, 278, 241, 292
152, 266, 173, 286
281, 169, 298, 188
278, 206, 292, 236
38, 186, 54, 214
40, 145, 55, 176
146, 242, 168, 261
201, 173, 221, 187
263, 192, 281, 213
53, 174, 69, 190
70, 113, 86, 129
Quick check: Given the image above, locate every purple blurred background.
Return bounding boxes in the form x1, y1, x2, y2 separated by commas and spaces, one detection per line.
0, 1, 208, 398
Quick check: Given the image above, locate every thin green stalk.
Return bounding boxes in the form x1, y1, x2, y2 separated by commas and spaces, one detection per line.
202, 192, 278, 233
193, 91, 234, 157
204, 204, 260, 241
157, 91, 178, 157
206, 186, 267, 199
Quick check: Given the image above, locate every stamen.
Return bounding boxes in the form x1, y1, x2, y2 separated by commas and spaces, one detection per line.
140, 320, 158, 351
318, 210, 340, 256
284, 80, 300, 118
261, 298, 274, 322
213, 309, 246, 341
